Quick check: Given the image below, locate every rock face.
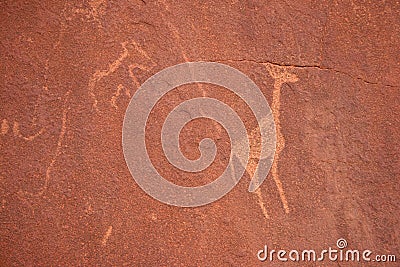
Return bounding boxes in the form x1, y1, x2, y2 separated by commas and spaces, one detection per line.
0, 1, 399, 266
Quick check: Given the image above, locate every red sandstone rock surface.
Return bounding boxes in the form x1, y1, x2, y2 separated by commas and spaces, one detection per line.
0, 1, 399, 266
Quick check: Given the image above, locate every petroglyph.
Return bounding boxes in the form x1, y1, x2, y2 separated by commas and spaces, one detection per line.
263, 63, 299, 214
159, 1, 204, 93
89, 40, 155, 112
18, 91, 71, 197
101, 225, 113, 246
127, 40, 156, 91
160, 1, 221, 136
42, 92, 70, 195
111, 84, 130, 109
254, 188, 270, 219
1, 119, 9, 135
1, 118, 45, 141
228, 65, 298, 217
88, 41, 129, 112
12, 122, 45, 141
232, 116, 274, 220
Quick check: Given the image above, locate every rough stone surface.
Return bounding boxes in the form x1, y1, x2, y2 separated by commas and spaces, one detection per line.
0, 0, 399, 266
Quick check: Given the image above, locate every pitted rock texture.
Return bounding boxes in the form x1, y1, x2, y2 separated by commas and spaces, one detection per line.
0, 1, 399, 266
